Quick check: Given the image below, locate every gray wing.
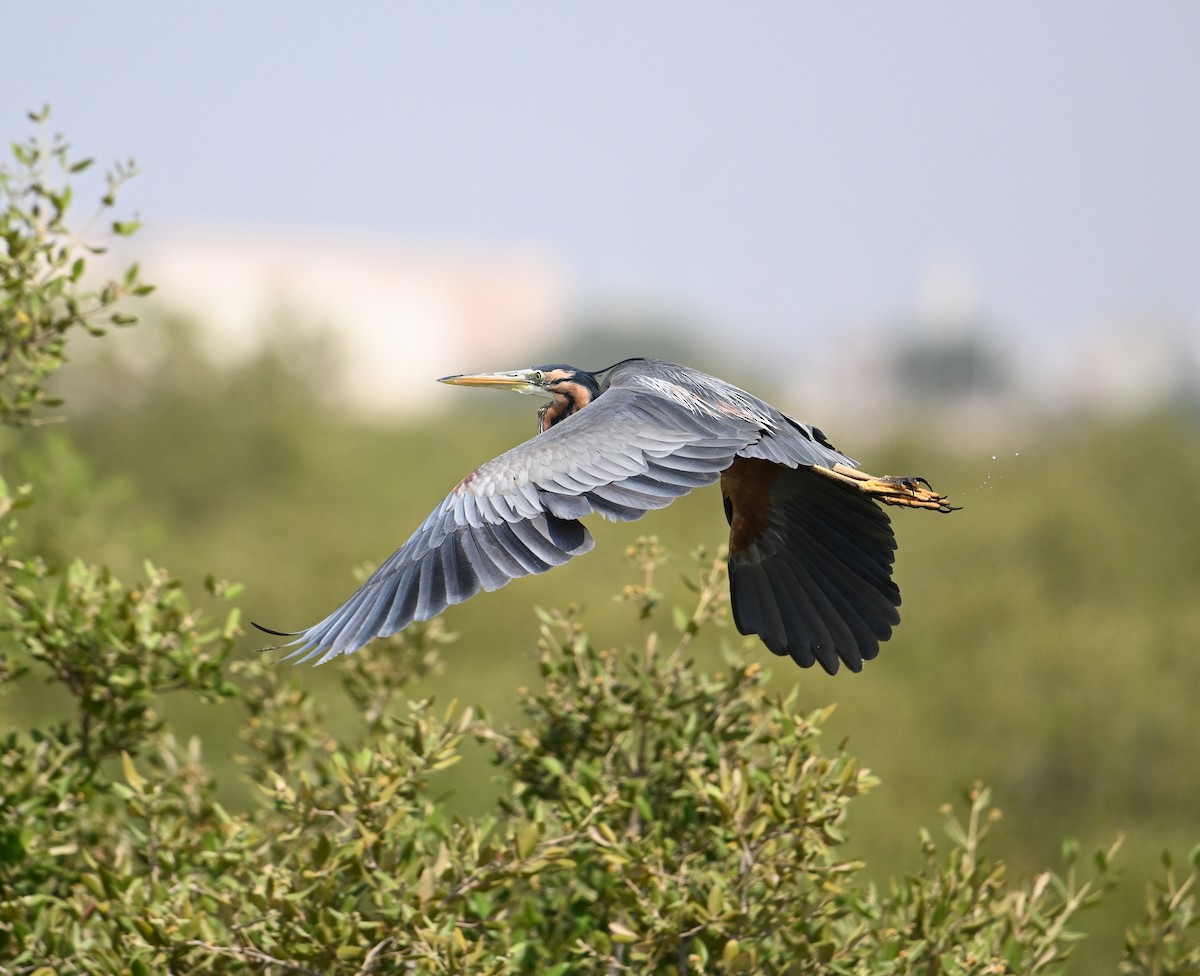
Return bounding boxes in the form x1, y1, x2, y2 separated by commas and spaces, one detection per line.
269, 382, 845, 664
724, 459, 901, 675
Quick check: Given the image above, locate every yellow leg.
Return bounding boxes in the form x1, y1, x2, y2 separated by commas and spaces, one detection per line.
812, 463, 959, 513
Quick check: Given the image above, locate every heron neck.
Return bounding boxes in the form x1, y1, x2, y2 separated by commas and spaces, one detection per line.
537, 395, 573, 432
538, 381, 597, 432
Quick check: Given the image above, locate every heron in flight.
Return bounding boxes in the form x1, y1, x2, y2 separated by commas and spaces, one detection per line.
255, 358, 955, 673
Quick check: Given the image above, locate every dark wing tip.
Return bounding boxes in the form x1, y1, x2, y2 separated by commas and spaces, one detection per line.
251, 621, 301, 638
724, 461, 905, 675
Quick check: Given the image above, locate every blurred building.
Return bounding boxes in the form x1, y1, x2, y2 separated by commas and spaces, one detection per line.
114, 228, 1196, 428
135, 222, 567, 414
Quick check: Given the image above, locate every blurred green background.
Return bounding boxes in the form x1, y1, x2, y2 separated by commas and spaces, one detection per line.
6, 311, 1199, 969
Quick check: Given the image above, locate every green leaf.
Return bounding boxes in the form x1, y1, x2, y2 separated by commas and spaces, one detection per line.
707, 881, 725, 916
672, 605, 691, 633
609, 920, 637, 943
121, 751, 145, 793
517, 822, 540, 859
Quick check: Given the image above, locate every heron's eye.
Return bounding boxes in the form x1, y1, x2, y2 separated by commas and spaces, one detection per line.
531, 370, 545, 382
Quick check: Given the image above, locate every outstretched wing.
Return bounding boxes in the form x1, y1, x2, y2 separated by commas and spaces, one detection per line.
262, 378, 846, 665
722, 458, 901, 675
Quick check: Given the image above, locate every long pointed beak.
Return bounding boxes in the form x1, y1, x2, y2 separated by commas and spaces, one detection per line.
437, 369, 543, 394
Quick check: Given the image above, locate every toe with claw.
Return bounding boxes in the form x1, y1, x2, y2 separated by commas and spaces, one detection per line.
815, 463, 960, 513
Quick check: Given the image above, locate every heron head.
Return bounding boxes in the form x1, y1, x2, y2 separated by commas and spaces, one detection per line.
439, 365, 601, 430
438, 366, 571, 396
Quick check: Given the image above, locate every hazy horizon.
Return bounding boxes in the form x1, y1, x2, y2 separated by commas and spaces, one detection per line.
6, 3, 1198, 407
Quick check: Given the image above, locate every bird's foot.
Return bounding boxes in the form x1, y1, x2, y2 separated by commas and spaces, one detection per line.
822, 464, 959, 513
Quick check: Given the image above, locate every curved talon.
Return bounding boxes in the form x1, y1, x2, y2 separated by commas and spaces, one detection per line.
878, 490, 959, 514
880, 475, 934, 492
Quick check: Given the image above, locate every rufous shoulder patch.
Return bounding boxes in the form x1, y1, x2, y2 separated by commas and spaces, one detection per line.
720, 457, 781, 556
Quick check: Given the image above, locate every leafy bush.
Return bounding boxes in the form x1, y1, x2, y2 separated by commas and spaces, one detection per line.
3, 111, 1199, 976
3, 536, 1199, 975
0, 107, 150, 428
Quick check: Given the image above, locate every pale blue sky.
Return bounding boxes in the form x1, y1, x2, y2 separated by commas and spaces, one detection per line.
6, 2, 1198, 358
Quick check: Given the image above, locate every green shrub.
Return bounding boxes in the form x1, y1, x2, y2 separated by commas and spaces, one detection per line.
3, 536, 1199, 974
0, 107, 150, 429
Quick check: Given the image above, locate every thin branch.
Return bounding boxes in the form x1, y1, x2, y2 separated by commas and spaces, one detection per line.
182, 940, 325, 976
353, 936, 395, 976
